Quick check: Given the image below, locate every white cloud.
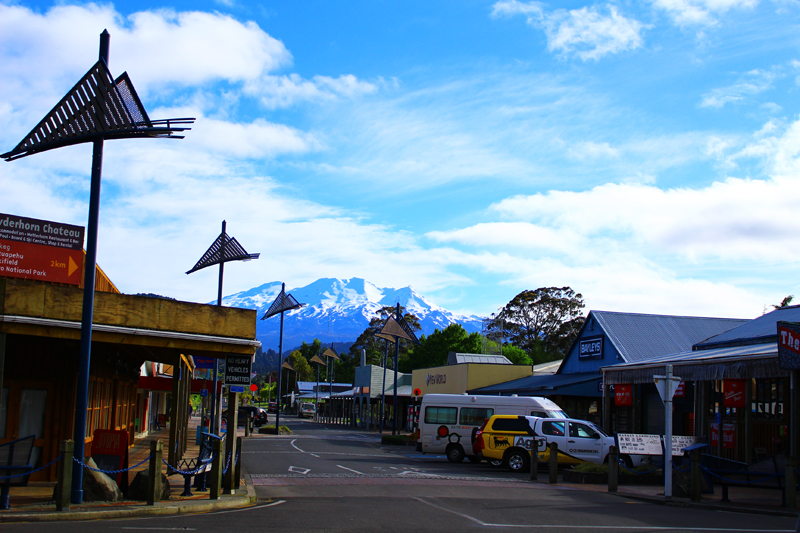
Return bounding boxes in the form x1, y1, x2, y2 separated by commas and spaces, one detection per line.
569, 141, 620, 159
700, 68, 781, 108
492, 2, 647, 60
244, 73, 378, 109
652, 0, 759, 27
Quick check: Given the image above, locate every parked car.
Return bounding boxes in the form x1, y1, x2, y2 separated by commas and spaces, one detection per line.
477, 415, 648, 472
299, 403, 316, 418
268, 402, 278, 413
471, 418, 502, 466
223, 405, 268, 427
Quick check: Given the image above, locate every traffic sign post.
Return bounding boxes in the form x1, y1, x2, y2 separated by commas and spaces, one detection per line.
654, 364, 681, 499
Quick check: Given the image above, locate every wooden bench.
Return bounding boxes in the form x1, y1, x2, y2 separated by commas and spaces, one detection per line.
170, 432, 221, 496
0, 435, 36, 510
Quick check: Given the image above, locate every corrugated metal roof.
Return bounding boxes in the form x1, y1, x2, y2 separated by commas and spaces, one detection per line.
695, 305, 800, 348
447, 352, 512, 365
591, 311, 749, 363
470, 371, 599, 394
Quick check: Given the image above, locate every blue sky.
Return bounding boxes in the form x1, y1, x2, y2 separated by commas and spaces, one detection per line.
2, 0, 800, 320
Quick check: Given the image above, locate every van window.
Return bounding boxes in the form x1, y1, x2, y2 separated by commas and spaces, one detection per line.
541, 420, 565, 436
460, 407, 493, 426
424, 406, 457, 425
490, 417, 534, 433
530, 410, 547, 418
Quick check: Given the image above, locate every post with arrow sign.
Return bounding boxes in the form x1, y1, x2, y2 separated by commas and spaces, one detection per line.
654, 364, 681, 499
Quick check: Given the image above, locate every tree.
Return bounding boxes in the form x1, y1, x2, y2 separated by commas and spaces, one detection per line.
287, 350, 314, 383
349, 305, 421, 366
404, 323, 482, 372
774, 295, 794, 309
499, 344, 532, 365
492, 287, 585, 363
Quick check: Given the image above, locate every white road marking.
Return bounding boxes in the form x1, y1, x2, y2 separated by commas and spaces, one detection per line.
411, 497, 793, 531
288, 466, 310, 474
310, 453, 320, 457
337, 465, 365, 475
290, 439, 305, 453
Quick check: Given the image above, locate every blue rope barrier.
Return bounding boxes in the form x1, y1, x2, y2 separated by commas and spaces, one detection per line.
617, 458, 662, 475
671, 460, 690, 472
700, 465, 785, 485
74, 454, 153, 475
222, 451, 232, 475
0, 456, 63, 480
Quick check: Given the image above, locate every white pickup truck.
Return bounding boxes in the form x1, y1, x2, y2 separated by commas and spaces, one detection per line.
477, 415, 648, 472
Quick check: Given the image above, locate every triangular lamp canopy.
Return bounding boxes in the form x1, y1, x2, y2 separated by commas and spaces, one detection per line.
2, 60, 194, 161
262, 286, 304, 320
187, 232, 259, 274
379, 316, 420, 344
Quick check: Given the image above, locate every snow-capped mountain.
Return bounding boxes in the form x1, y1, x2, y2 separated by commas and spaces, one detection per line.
220, 277, 484, 352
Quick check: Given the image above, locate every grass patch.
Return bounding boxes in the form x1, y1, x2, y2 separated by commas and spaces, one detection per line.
570, 462, 608, 474
258, 425, 292, 435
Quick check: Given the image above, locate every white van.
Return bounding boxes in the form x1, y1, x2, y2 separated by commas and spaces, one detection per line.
417, 394, 568, 463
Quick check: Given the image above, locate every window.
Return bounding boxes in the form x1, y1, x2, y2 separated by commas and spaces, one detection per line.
569, 422, 597, 439
530, 410, 548, 418
541, 420, 565, 436
424, 406, 457, 425
490, 417, 534, 433
460, 407, 493, 426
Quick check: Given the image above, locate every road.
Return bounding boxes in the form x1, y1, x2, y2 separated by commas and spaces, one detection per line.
5, 415, 799, 532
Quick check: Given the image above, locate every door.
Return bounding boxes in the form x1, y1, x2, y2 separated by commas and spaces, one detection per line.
566, 420, 604, 463
0, 381, 53, 481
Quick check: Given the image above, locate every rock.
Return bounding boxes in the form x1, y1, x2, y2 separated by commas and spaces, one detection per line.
82, 457, 123, 502
127, 469, 171, 501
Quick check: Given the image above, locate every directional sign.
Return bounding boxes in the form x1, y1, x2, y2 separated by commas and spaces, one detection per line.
229, 385, 245, 393
0, 213, 85, 285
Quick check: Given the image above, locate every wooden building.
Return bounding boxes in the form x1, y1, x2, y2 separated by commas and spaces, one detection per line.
0, 276, 258, 481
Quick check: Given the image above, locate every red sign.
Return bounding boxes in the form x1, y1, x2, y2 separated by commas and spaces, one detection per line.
724, 379, 746, 408
710, 423, 736, 449
91, 429, 129, 487
249, 383, 258, 392
0, 239, 83, 284
674, 381, 686, 398
615, 384, 633, 406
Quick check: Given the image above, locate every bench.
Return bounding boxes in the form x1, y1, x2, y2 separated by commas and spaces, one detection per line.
0, 435, 36, 510
701, 451, 791, 502
170, 432, 221, 497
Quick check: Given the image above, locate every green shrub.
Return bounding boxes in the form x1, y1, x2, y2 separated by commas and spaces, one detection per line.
381, 434, 414, 445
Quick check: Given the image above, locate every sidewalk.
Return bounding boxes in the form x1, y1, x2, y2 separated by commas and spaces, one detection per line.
0, 417, 255, 523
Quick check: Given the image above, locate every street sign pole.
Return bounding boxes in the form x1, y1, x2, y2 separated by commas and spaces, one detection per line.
654, 364, 681, 499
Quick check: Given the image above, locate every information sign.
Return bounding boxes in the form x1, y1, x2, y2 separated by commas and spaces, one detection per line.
579, 336, 603, 360
193, 357, 216, 369
616, 433, 663, 456
224, 354, 252, 386
670, 435, 699, 455
723, 379, 746, 407
615, 384, 632, 406
0, 213, 85, 285
230, 385, 245, 393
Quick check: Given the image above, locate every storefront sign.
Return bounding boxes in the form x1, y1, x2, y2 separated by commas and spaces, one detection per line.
224, 354, 252, 385
723, 379, 746, 408
777, 321, 800, 369
710, 423, 736, 449
615, 384, 633, 406
674, 381, 685, 397
579, 336, 603, 360
426, 372, 447, 386
0, 213, 85, 285
91, 429, 129, 486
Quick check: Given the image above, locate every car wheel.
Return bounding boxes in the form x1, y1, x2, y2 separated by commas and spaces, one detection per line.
446, 444, 465, 463
505, 448, 530, 473
467, 455, 481, 463
621, 454, 633, 469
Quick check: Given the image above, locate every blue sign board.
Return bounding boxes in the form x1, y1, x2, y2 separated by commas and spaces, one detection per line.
230, 385, 245, 393
194, 356, 215, 369
579, 336, 603, 360
200, 389, 208, 397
